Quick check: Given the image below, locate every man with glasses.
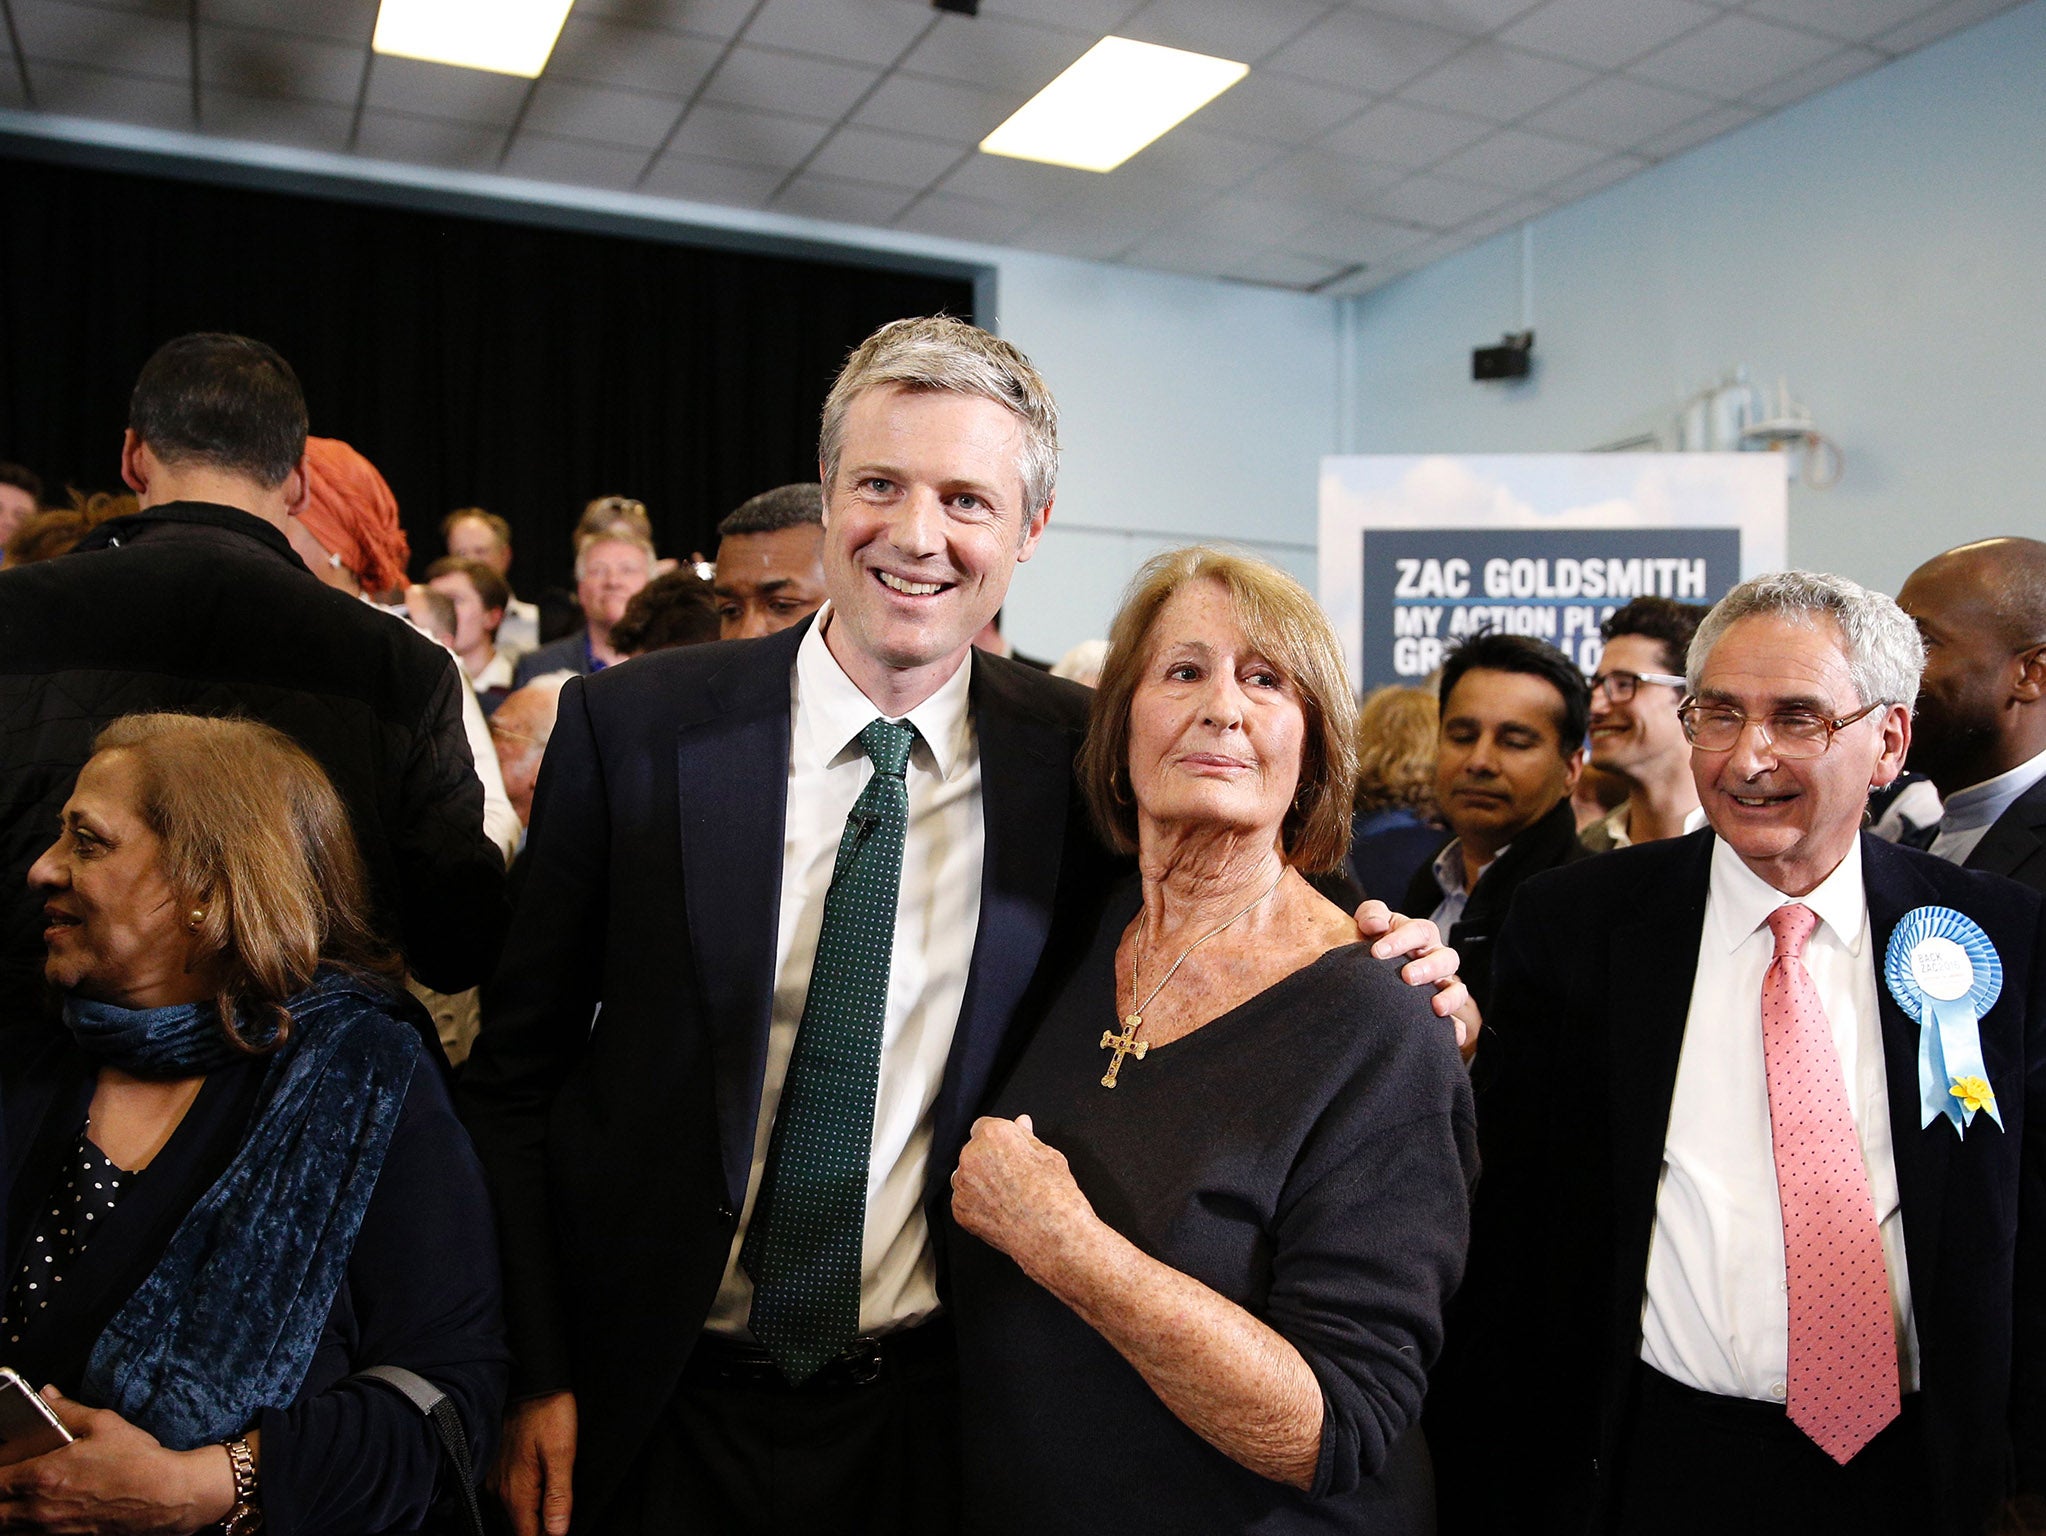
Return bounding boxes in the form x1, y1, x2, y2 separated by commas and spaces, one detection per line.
1582, 597, 1709, 852
1437, 571, 2044, 1536
1895, 537, 2046, 893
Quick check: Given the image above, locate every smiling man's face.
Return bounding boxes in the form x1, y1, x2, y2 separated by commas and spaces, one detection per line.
819, 384, 1049, 708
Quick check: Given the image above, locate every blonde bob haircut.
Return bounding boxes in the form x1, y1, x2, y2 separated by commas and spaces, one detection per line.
90, 713, 402, 1052
1077, 547, 1360, 875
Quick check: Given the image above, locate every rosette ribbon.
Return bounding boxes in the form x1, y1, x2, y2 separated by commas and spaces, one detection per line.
1883, 905, 2004, 1137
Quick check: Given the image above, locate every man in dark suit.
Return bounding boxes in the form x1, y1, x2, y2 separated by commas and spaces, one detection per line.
461, 316, 1475, 1536
1897, 537, 2046, 892
1404, 630, 1591, 1014
1442, 571, 2044, 1536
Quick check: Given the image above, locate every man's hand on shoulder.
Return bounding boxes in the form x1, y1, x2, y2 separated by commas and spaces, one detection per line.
494, 1390, 577, 1536
1356, 899, 1482, 1062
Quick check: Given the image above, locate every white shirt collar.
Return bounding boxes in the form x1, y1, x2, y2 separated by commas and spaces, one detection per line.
1938, 744, 2046, 834
792, 603, 974, 781
1431, 836, 1498, 898
1707, 831, 1867, 958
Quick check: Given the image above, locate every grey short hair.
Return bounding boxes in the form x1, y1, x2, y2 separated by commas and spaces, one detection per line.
819, 316, 1060, 523
573, 530, 656, 581
1688, 570, 1925, 709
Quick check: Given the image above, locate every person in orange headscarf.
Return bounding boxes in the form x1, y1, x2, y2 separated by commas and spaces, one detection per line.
288, 436, 414, 600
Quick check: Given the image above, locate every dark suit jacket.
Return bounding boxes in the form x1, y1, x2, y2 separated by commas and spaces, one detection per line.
511, 630, 595, 690
1962, 771, 2046, 896
1401, 792, 1587, 1016
1443, 830, 2045, 1536
456, 620, 1112, 1526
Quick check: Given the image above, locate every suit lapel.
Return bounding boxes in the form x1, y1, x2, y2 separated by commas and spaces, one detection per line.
675, 626, 802, 1213
1963, 772, 2046, 882
927, 656, 1074, 1195
1861, 834, 1952, 1325
1603, 832, 1713, 1369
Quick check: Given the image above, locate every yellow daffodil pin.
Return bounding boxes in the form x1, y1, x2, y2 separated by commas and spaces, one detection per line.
1950, 1075, 1995, 1115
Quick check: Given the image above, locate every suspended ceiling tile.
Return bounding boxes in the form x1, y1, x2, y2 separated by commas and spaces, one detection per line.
1225, 249, 1348, 289
1520, 73, 1718, 147
201, 0, 377, 45
701, 45, 882, 121
1499, 0, 1718, 69
744, 0, 938, 69
1453, 193, 1551, 243
1628, 14, 1845, 101
665, 102, 836, 169
890, 190, 1037, 245
1539, 150, 1648, 201
1284, 207, 1433, 262
1398, 40, 1596, 121
1320, 99, 1496, 170
1265, 8, 1471, 94
202, 88, 356, 151
1368, 170, 1512, 226
0, 70, 22, 110
352, 108, 508, 171
13, 0, 188, 79
1874, 0, 2022, 50
1347, 0, 1549, 36
569, 0, 760, 40
936, 148, 1101, 212
807, 124, 966, 189
853, 72, 1022, 143
1118, 225, 1270, 276
974, 0, 1139, 30
197, 22, 364, 105
1118, 125, 1289, 188
1192, 69, 1371, 144
365, 54, 532, 127
1742, 44, 1886, 110
638, 149, 785, 204
1237, 146, 1407, 207
1742, 0, 1938, 43
546, 17, 723, 96
501, 131, 652, 189
1631, 100, 1761, 158
1431, 126, 1610, 190
24, 59, 191, 125
898, 12, 1096, 94
1189, 192, 1325, 246
521, 79, 686, 150
771, 171, 918, 224
1114, 0, 1333, 63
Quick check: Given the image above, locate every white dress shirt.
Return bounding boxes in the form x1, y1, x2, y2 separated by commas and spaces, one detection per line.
1427, 838, 1495, 934
1641, 835, 1920, 1400
1930, 745, 2046, 865
707, 607, 985, 1338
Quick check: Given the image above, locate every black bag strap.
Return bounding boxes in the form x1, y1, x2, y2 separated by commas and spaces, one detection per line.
353, 1365, 487, 1536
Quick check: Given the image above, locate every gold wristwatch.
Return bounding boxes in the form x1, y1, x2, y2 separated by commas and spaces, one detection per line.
220, 1436, 261, 1535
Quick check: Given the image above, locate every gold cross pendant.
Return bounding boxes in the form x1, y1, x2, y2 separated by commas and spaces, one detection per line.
1099, 1014, 1148, 1088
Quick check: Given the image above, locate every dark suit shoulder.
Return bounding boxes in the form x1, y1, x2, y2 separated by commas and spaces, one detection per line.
1515, 826, 1714, 916
971, 648, 1093, 733
1864, 831, 2045, 926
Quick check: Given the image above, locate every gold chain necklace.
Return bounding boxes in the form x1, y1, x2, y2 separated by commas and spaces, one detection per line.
1098, 865, 1286, 1088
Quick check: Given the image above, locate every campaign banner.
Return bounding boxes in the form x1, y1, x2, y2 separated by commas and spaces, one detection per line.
1320, 454, 1787, 694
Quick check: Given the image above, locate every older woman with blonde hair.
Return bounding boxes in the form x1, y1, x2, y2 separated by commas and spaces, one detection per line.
0, 713, 504, 1535
949, 548, 1477, 1535
1348, 685, 1449, 901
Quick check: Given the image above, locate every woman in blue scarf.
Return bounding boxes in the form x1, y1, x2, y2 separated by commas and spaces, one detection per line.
0, 712, 506, 1534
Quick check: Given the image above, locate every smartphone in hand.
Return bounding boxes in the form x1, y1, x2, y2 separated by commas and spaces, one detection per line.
0, 1367, 73, 1467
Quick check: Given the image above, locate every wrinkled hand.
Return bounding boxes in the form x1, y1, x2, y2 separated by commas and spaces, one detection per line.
492, 1390, 577, 1536
1355, 901, 1482, 1060
0, 1388, 234, 1534
951, 1115, 1101, 1286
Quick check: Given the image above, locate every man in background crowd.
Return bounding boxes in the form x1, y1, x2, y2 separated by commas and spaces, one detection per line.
429, 554, 518, 712
490, 673, 569, 838
0, 461, 40, 565
1404, 630, 1589, 1013
1582, 596, 1710, 851
0, 332, 507, 1018
711, 483, 828, 640
608, 569, 719, 657
446, 506, 541, 659
1896, 535, 2046, 891
513, 528, 655, 686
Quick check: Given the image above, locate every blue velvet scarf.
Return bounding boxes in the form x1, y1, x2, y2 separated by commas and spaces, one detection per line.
67, 970, 422, 1449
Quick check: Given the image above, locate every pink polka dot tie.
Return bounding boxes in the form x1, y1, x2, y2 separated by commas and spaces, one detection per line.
1762, 903, 1901, 1463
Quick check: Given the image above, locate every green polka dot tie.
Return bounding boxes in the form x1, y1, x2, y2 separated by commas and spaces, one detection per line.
742, 717, 916, 1382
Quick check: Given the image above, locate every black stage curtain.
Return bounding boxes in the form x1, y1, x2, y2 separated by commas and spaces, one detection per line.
0, 151, 974, 594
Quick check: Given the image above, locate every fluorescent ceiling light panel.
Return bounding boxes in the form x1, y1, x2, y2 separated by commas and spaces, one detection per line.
980, 37, 1249, 173
373, 0, 575, 78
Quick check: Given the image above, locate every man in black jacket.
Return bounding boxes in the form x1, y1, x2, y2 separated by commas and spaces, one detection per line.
1404, 630, 1591, 1014
1897, 536, 2046, 892
0, 333, 507, 1018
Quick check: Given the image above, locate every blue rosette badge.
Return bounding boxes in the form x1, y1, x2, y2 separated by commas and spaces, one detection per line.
1884, 906, 2004, 1137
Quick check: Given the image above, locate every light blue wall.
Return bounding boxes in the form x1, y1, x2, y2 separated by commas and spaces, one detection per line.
1345, 0, 2046, 600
